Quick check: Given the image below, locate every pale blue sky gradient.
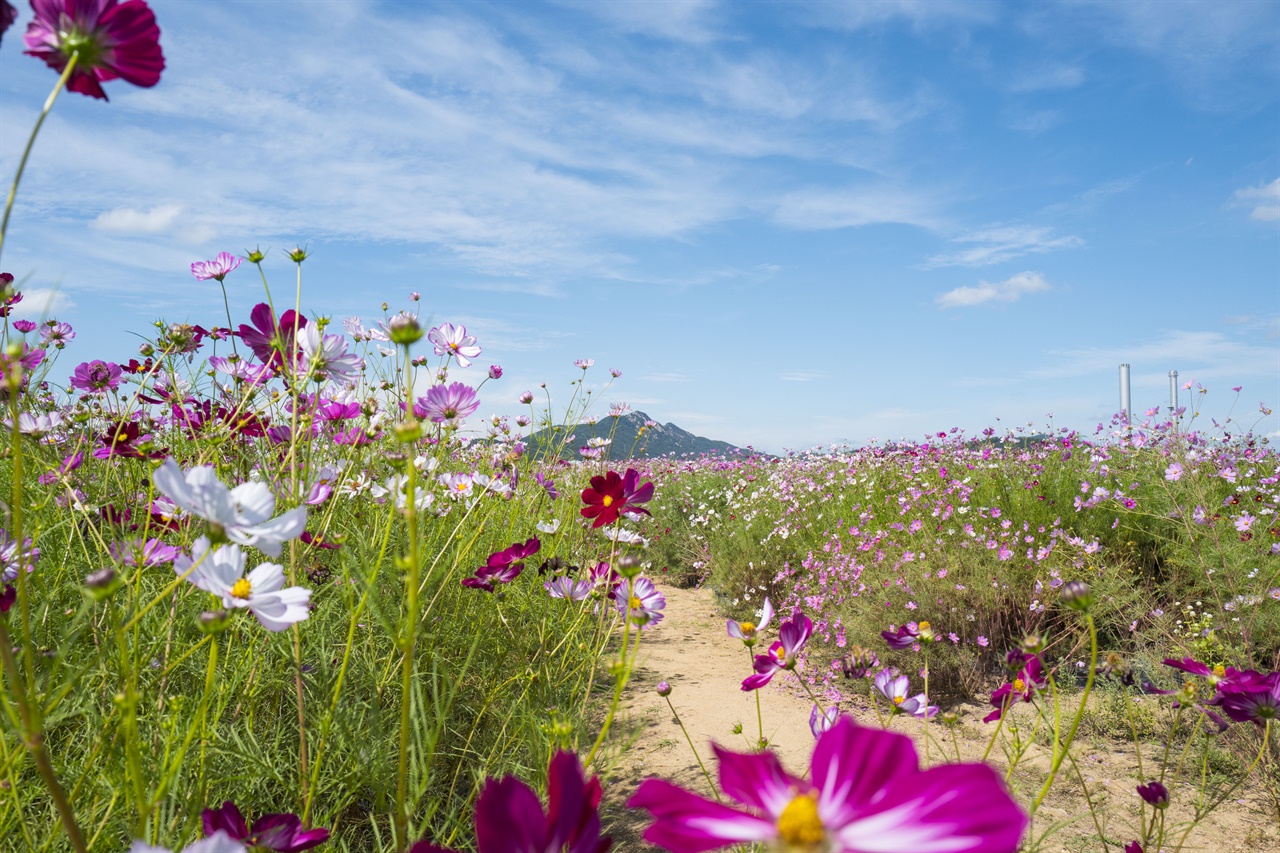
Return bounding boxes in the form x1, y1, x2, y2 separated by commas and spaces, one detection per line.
1, 0, 1277, 451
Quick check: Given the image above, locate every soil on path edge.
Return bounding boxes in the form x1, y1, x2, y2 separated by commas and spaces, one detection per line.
597, 582, 1280, 852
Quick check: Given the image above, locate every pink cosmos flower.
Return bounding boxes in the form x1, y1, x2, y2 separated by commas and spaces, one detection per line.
238, 303, 307, 373
617, 576, 665, 628
24, 0, 165, 100
40, 320, 75, 348
1164, 462, 1183, 482
545, 576, 592, 601
0, 2, 16, 46
873, 670, 936, 719
415, 381, 481, 425
809, 704, 838, 739
629, 715, 1026, 852
427, 322, 481, 368
462, 537, 540, 592
191, 252, 242, 282
742, 609, 812, 691
70, 359, 122, 394
983, 652, 1045, 723
880, 623, 919, 650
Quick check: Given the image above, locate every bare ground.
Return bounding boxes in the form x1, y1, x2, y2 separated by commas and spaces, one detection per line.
598, 583, 1280, 852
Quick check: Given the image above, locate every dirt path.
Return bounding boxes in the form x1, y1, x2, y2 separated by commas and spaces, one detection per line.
601, 583, 1280, 852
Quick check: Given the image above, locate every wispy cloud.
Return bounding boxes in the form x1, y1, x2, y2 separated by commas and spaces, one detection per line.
645, 372, 690, 383
1005, 64, 1085, 93
90, 204, 184, 235
11, 287, 75, 319
1031, 330, 1279, 380
780, 370, 825, 382
935, 271, 1051, 308
558, 0, 722, 44
924, 226, 1083, 268
1233, 178, 1280, 222
772, 186, 939, 230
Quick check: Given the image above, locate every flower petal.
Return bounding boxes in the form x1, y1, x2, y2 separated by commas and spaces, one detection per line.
628, 778, 774, 852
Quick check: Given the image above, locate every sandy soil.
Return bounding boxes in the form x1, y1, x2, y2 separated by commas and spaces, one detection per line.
599, 582, 1280, 852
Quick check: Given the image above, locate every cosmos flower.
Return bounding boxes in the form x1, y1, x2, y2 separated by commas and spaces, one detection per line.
628, 715, 1026, 852
1217, 672, 1280, 727
488, 364, 503, 379
546, 576, 592, 601
873, 670, 937, 719
151, 458, 306, 558
881, 623, 920, 650
462, 538, 540, 593
202, 802, 329, 852
983, 652, 1045, 723
727, 597, 773, 647
40, 320, 75, 348
23, 0, 165, 100
413, 750, 610, 853
809, 704, 839, 739
427, 322, 481, 368
69, 359, 122, 394
238, 303, 307, 373
0, 529, 39, 583
1136, 780, 1169, 809
742, 609, 812, 691
110, 537, 180, 568
617, 576, 665, 628
13, 410, 63, 437
415, 382, 481, 425
130, 831, 245, 853
580, 469, 654, 528
175, 538, 311, 632
297, 324, 362, 385
191, 252, 242, 282
0, 2, 16, 46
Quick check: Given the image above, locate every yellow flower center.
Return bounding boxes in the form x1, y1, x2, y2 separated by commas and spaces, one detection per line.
1013, 678, 1026, 692
918, 620, 930, 631
776, 790, 824, 847
455, 482, 468, 491
739, 621, 756, 635
602, 495, 614, 507
1212, 664, 1225, 677
230, 578, 252, 600
892, 695, 905, 705
629, 595, 643, 610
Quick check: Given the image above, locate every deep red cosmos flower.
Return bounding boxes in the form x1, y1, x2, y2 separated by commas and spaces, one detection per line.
201, 801, 329, 852
411, 750, 611, 853
238, 302, 307, 374
24, 0, 165, 100
580, 469, 654, 528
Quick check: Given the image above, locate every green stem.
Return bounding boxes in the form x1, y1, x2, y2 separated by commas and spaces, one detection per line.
394, 343, 423, 851
0, 53, 80, 265
664, 696, 720, 802
1031, 613, 1097, 814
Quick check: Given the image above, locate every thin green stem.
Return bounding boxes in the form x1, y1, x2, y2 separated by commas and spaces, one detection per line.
1031, 614, 1098, 814
664, 695, 720, 802
0, 54, 80, 264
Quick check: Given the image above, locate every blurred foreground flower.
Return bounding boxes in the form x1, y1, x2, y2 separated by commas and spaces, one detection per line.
202, 801, 329, 852
131, 830, 244, 853
628, 715, 1025, 852
414, 750, 610, 853
24, 0, 165, 100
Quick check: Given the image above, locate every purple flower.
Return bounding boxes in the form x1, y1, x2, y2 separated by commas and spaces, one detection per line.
881, 623, 919, 650
0, 2, 16, 46
535, 472, 559, 500
110, 537, 180, 568
628, 715, 1027, 852
1218, 672, 1280, 727
984, 653, 1045, 723
23, 0, 165, 100
519, 391, 535, 404
808, 704, 838, 739
191, 252, 243, 282
40, 321, 75, 348
873, 670, 937, 719
415, 382, 481, 425
574, 359, 594, 370
298, 324, 362, 385
618, 576, 665, 628
238, 303, 307, 373
202, 801, 329, 852
427, 322, 481, 368
12, 319, 36, 333
742, 609, 812, 691
70, 359, 122, 394
1136, 780, 1169, 809
1164, 462, 1183, 481
727, 598, 773, 646
488, 364, 503, 379
462, 538, 540, 593
545, 576, 592, 601
0, 583, 15, 613
0, 529, 39, 583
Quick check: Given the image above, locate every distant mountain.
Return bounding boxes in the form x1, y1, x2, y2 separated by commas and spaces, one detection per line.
525, 410, 755, 460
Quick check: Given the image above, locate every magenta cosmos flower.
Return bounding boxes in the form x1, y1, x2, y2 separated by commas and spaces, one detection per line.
462, 537, 540, 592
742, 609, 812, 691
70, 359, 122, 393
629, 715, 1026, 853
238, 302, 306, 373
202, 801, 328, 852
984, 652, 1045, 723
427, 322, 482, 368
579, 469, 654, 528
191, 252, 242, 282
413, 750, 610, 853
24, 0, 164, 101
415, 381, 481, 425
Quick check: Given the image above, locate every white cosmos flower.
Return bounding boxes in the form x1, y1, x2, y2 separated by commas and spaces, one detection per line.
152, 458, 307, 558
175, 538, 310, 632
131, 830, 245, 852
535, 518, 560, 535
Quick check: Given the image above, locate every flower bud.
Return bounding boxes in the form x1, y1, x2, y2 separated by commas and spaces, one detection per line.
617, 554, 643, 579
1060, 580, 1093, 613
287, 246, 308, 263
198, 609, 233, 635
0, 584, 15, 614
1020, 633, 1045, 654
519, 391, 534, 404
1136, 780, 1169, 809
387, 312, 423, 346
246, 247, 266, 264
916, 620, 935, 643
393, 421, 423, 444
410, 291, 421, 302
488, 364, 503, 379
138, 343, 155, 357
656, 680, 672, 697
84, 567, 120, 601
840, 646, 879, 679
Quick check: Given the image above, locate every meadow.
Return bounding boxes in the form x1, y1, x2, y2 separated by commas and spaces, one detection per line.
1, 3, 1278, 852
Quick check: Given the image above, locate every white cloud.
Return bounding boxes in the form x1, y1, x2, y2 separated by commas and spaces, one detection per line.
780, 371, 825, 382
773, 186, 938, 231
935, 271, 1051, 308
89, 204, 183, 235
558, 0, 722, 43
1233, 178, 1280, 222
1030, 330, 1279, 380
1005, 64, 1085, 93
645, 372, 690, 383
10, 287, 75, 319
924, 226, 1083, 268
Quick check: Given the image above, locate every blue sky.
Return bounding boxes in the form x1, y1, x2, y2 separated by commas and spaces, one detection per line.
1, 0, 1277, 452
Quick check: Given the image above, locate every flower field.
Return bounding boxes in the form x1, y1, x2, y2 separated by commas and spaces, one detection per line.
2, 2, 1278, 852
